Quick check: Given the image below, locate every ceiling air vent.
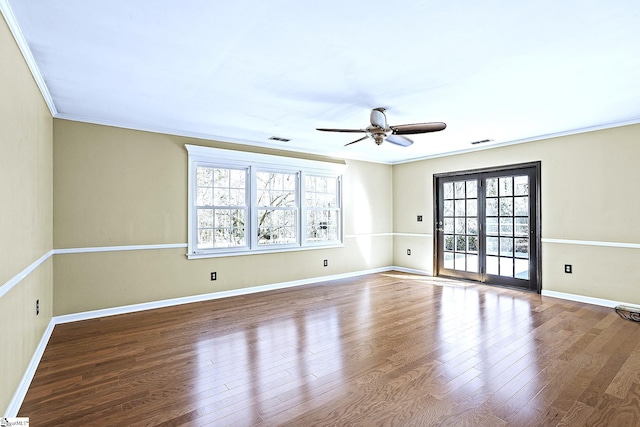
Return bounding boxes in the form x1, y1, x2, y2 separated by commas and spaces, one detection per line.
269, 136, 291, 142
470, 139, 493, 145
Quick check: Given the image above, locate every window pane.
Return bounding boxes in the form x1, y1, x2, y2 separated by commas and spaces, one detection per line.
499, 197, 513, 216
455, 181, 465, 198
500, 217, 513, 236
515, 217, 529, 236
444, 218, 454, 233
198, 229, 213, 249
444, 252, 454, 269
468, 235, 478, 252
467, 254, 479, 272
487, 237, 499, 255
197, 188, 213, 206
307, 209, 339, 242
467, 218, 478, 235
230, 169, 245, 189
515, 259, 529, 279
467, 199, 477, 217
444, 182, 454, 199
466, 180, 477, 198
445, 235, 454, 251
229, 190, 244, 206
486, 217, 499, 235
455, 200, 465, 216
215, 210, 230, 228
197, 167, 214, 187
500, 237, 513, 256
306, 175, 337, 208
514, 197, 528, 216
444, 200, 454, 217
487, 256, 499, 275
197, 209, 214, 228
515, 238, 529, 258
486, 178, 498, 197
214, 188, 228, 206
215, 168, 229, 187
500, 257, 514, 277
257, 172, 297, 208
499, 177, 513, 196
514, 175, 529, 196
486, 198, 498, 216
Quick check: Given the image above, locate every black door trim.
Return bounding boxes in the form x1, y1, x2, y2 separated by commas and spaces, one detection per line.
433, 161, 542, 293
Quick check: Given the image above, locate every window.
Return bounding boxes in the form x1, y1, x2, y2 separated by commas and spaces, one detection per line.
196, 167, 247, 250
186, 145, 345, 258
305, 175, 340, 243
256, 171, 298, 246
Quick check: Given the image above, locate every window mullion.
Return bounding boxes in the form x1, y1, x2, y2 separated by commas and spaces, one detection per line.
249, 166, 257, 250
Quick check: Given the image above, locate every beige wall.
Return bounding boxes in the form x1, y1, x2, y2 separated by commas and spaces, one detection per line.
52, 120, 393, 314
393, 124, 640, 304
4, 1, 639, 410
0, 14, 53, 414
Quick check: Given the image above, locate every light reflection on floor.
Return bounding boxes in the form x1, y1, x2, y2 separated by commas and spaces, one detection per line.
192, 274, 543, 422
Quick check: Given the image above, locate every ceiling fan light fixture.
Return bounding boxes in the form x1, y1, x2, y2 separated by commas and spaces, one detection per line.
316, 107, 446, 148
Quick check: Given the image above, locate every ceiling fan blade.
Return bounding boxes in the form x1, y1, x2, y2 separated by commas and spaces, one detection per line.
391, 122, 447, 135
316, 127, 366, 133
370, 108, 387, 129
344, 135, 370, 146
386, 134, 413, 147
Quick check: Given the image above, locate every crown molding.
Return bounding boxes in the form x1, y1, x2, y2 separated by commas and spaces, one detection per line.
0, 0, 57, 116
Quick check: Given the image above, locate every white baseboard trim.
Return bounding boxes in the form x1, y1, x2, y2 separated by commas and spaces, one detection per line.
4, 319, 56, 418
388, 266, 433, 276
541, 289, 640, 310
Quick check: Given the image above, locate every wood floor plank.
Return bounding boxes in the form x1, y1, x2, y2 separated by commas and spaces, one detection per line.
17, 272, 640, 426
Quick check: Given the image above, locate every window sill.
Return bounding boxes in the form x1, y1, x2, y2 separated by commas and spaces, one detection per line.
186, 243, 345, 259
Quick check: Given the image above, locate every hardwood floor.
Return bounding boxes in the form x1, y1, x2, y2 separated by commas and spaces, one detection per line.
19, 272, 640, 426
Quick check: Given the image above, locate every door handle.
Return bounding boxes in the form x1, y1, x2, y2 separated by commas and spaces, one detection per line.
436, 228, 444, 232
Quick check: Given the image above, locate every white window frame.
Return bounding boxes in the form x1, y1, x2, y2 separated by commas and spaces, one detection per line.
186, 145, 346, 259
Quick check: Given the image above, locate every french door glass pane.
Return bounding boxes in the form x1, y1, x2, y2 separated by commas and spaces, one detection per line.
443, 178, 479, 273
515, 259, 529, 279
485, 173, 530, 280
500, 257, 514, 276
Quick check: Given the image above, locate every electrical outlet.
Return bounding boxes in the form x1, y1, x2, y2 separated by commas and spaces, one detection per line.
417, 215, 423, 222
564, 264, 572, 274
211, 272, 217, 281
407, 249, 411, 256
36, 299, 39, 315
323, 259, 328, 267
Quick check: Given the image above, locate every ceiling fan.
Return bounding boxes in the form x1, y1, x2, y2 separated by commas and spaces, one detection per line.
316, 107, 446, 147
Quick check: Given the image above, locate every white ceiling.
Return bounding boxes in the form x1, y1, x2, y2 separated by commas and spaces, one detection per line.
3, 1, 640, 164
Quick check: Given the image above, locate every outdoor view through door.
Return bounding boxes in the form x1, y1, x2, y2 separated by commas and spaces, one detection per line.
434, 162, 541, 292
